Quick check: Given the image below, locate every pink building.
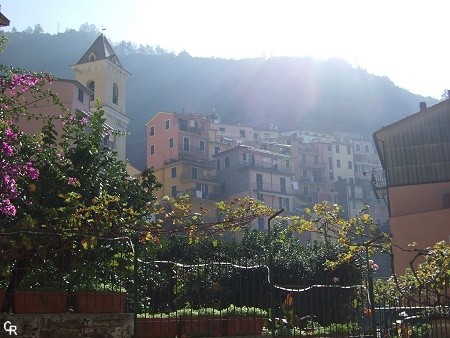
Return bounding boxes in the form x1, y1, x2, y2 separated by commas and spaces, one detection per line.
373, 100, 450, 273
15, 79, 92, 136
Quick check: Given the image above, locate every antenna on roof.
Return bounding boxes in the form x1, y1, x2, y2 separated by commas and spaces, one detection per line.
101, 26, 106, 36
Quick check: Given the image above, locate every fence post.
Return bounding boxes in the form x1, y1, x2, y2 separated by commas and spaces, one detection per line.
366, 245, 377, 338
132, 233, 139, 338
268, 209, 284, 338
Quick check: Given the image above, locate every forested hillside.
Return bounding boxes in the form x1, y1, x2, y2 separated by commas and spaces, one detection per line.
0, 28, 437, 169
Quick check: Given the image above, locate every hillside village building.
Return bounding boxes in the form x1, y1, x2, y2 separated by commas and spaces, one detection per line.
373, 99, 450, 273
145, 112, 389, 235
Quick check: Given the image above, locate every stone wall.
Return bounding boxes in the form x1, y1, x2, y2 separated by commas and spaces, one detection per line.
0, 313, 133, 338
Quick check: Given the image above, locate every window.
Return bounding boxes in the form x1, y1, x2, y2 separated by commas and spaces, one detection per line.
328, 157, 333, 169
199, 140, 205, 151
256, 174, 263, 190
165, 119, 170, 130
150, 126, 155, 136
87, 80, 95, 100
280, 177, 286, 193
348, 161, 353, 169
285, 160, 290, 168
224, 156, 230, 168
327, 144, 332, 151
356, 144, 360, 152
78, 88, 84, 102
214, 146, 220, 154
150, 145, 155, 155
219, 127, 225, 133
313, 170, 321, 182
302, 169, 308, 178
316, 187, 320, 193
301, 154, 307, 164
191, 167, 198, 179
216, 159, 221, 170
171, 167, 177, 178
171, 185, 177, 197
258, 217, 265, 230
329, 172, 334, 181
365, 145, 369, 153
88, 52, 96, 62
240, 129, 246, 138
303, 186, 309, 195
183, 137, 190, 151
169, 137, 174, 148
314, 155, 319, 165
253, 132, 258, 140
113, 83, 118, 105
179, 118, 188, 131
279, 197, 290, 211
287, 139, 292, 145
336, 159, 341, 168
335, 144, 340, 153
347, 145, 351, 155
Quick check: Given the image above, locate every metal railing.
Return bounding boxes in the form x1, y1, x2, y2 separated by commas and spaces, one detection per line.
2, 231, 448, 338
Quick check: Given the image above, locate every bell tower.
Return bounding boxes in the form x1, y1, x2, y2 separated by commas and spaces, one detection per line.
72, 34, 130, 161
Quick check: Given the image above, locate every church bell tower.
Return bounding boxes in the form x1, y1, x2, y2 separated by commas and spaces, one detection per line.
72, 34, 130, 161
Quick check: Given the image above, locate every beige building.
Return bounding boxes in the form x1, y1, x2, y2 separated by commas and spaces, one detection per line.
72, 34, 130, 161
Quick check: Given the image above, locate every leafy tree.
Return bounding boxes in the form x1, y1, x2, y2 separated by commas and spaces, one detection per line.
33, 24, 44, 34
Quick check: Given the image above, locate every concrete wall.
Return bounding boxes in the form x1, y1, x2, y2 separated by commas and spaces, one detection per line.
0, 313, 133, 338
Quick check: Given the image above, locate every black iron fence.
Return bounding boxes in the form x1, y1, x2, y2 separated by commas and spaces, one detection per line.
1, 231, 449, 337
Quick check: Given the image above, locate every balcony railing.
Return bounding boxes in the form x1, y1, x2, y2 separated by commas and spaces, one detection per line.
180, 171, 217, 183
252, 181, 293, 195
239, 160, 293, 173
371, 172, 388, 205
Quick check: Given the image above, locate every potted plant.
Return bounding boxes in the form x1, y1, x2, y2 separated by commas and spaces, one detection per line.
224, 304, 268, 336
11, 263, 68, 314
180, 307, 226, 337
136, 312, 180, 338
71, 282, 127, 314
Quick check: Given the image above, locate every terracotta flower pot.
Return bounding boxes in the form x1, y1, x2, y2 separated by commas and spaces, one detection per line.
181, 316, 226, 337
72, 291, 127, 313
12, 290, 68, 314
136, 317, 180, 338
226, 315, 265, 336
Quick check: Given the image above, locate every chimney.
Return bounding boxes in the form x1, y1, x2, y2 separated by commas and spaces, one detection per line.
419, 102, 427, 111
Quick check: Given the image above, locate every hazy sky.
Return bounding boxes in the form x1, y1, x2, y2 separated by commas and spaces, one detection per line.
2, 0, 449, 99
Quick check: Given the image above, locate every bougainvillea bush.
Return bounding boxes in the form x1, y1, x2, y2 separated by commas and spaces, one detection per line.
0, 36, 162, 304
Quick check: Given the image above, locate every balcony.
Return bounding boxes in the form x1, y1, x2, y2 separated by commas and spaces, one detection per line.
178, 144, 210, 162
371, 172, 388, 203
239, 159, 293, 174
252, 181, 293, 195
186, 188, 219, 200
180, 171, 217, 183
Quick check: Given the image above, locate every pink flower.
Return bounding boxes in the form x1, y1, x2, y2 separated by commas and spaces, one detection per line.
80, 117, 89, 126
1, 142, 14, 156
67, 177, 80, 186
332, 277, 339, 284
0, 199, 16, 216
